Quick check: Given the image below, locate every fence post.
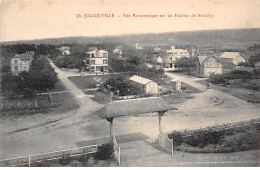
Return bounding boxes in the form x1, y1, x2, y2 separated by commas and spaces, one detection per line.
28, 155, 30, 167
158, 134, 161, 147
118, 147, 121, 165
34, 100, 38, 108
171, 138, 174, 155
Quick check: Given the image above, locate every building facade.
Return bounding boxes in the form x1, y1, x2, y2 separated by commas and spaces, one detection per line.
85, 49, 108, 73
197, 56, 223, 77
60, 46, 70, 55
166, 46, 190, 68
10, 53, 33, 75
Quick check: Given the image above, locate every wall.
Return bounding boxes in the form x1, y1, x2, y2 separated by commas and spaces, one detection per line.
233, 56, 246, 65
145, 82, 158, 94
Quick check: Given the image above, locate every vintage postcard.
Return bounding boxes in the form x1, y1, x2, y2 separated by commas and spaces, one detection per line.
0, 0, 259, 167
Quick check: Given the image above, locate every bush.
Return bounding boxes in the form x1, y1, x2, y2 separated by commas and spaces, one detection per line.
221, 128, 260, 151
209, 70, 254, 85
93, 143, 113, 160
59, 153, 71, 165
242, 80, 260, 91
169, 121, 260, 152
209, 74, 228, 85
78, 152, 91, 165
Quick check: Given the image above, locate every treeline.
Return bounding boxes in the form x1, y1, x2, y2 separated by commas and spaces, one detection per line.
1, 56, 57, 98
0, 44, 58, 98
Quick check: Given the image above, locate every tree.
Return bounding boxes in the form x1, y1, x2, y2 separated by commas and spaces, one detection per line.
237, 62, 251, 67
30, 56, 57, 91
174, 57, 196, 73
249, 53, 260, 67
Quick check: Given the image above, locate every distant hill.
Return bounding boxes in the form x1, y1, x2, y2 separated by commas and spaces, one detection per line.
1, 28, 260, 50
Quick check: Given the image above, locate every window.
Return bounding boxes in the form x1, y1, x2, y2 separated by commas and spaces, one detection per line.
24, 67, 27, 70
103, 59, 108, 64
215, 61, 219, 66
96, 66, 101, 72
103, 66, 108, 71
207, 61, 211, 66
91, 67, 95, 72
91, 54, 94, 57
103, 53, 108, 57
14, 59, 18, 64
90, 60, 95, 65
15, 66, 18, 70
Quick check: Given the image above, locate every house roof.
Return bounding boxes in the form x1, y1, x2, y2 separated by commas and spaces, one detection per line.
219, 52, 246, 59
60, 46, 69, 50
167, 48, 188, 53
255, 61, 260, 67
94, 97, 177, 119
87, 50, 108, 54
129, 75, 153, 85
13, 53, 33, 61
197, 56, 208, 64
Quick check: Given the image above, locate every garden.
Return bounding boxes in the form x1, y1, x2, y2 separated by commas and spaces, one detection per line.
169, 119, 260, 153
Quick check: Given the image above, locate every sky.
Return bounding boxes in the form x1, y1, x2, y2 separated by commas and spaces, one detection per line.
0, 0, 260, 42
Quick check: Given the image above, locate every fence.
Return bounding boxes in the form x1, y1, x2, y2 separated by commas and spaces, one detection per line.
112, 133, 121, 165
0, 145, 97, 167
158, 129, 173, 155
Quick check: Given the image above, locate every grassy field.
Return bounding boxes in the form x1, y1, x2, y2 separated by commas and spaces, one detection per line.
85, 90, 111, 105
196, 79, 260, 103
0, 92, 79, 116
68, 75, 111, 89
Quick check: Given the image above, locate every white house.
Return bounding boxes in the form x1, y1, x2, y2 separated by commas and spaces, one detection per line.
10, 53, 33, 75
113, 45, 123, 59
60, 46, 70, 55
129, 75, 158, 95
136, 42, 143, 50
152, 56, 163, 64
196, 55, 223, 77
154, 47, 161, 51
166, 46, 190, 68
85, 49, 108, 73
219, 52, 246, 66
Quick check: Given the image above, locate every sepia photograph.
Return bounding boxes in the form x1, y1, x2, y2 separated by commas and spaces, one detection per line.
0, 0, 259, 167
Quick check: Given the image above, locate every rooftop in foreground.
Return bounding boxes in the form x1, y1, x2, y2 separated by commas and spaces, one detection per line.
95, 97, 177, 119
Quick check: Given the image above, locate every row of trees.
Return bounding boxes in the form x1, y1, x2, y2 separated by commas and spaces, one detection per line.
1, 56, 57, 98
238, 53, 260, 67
